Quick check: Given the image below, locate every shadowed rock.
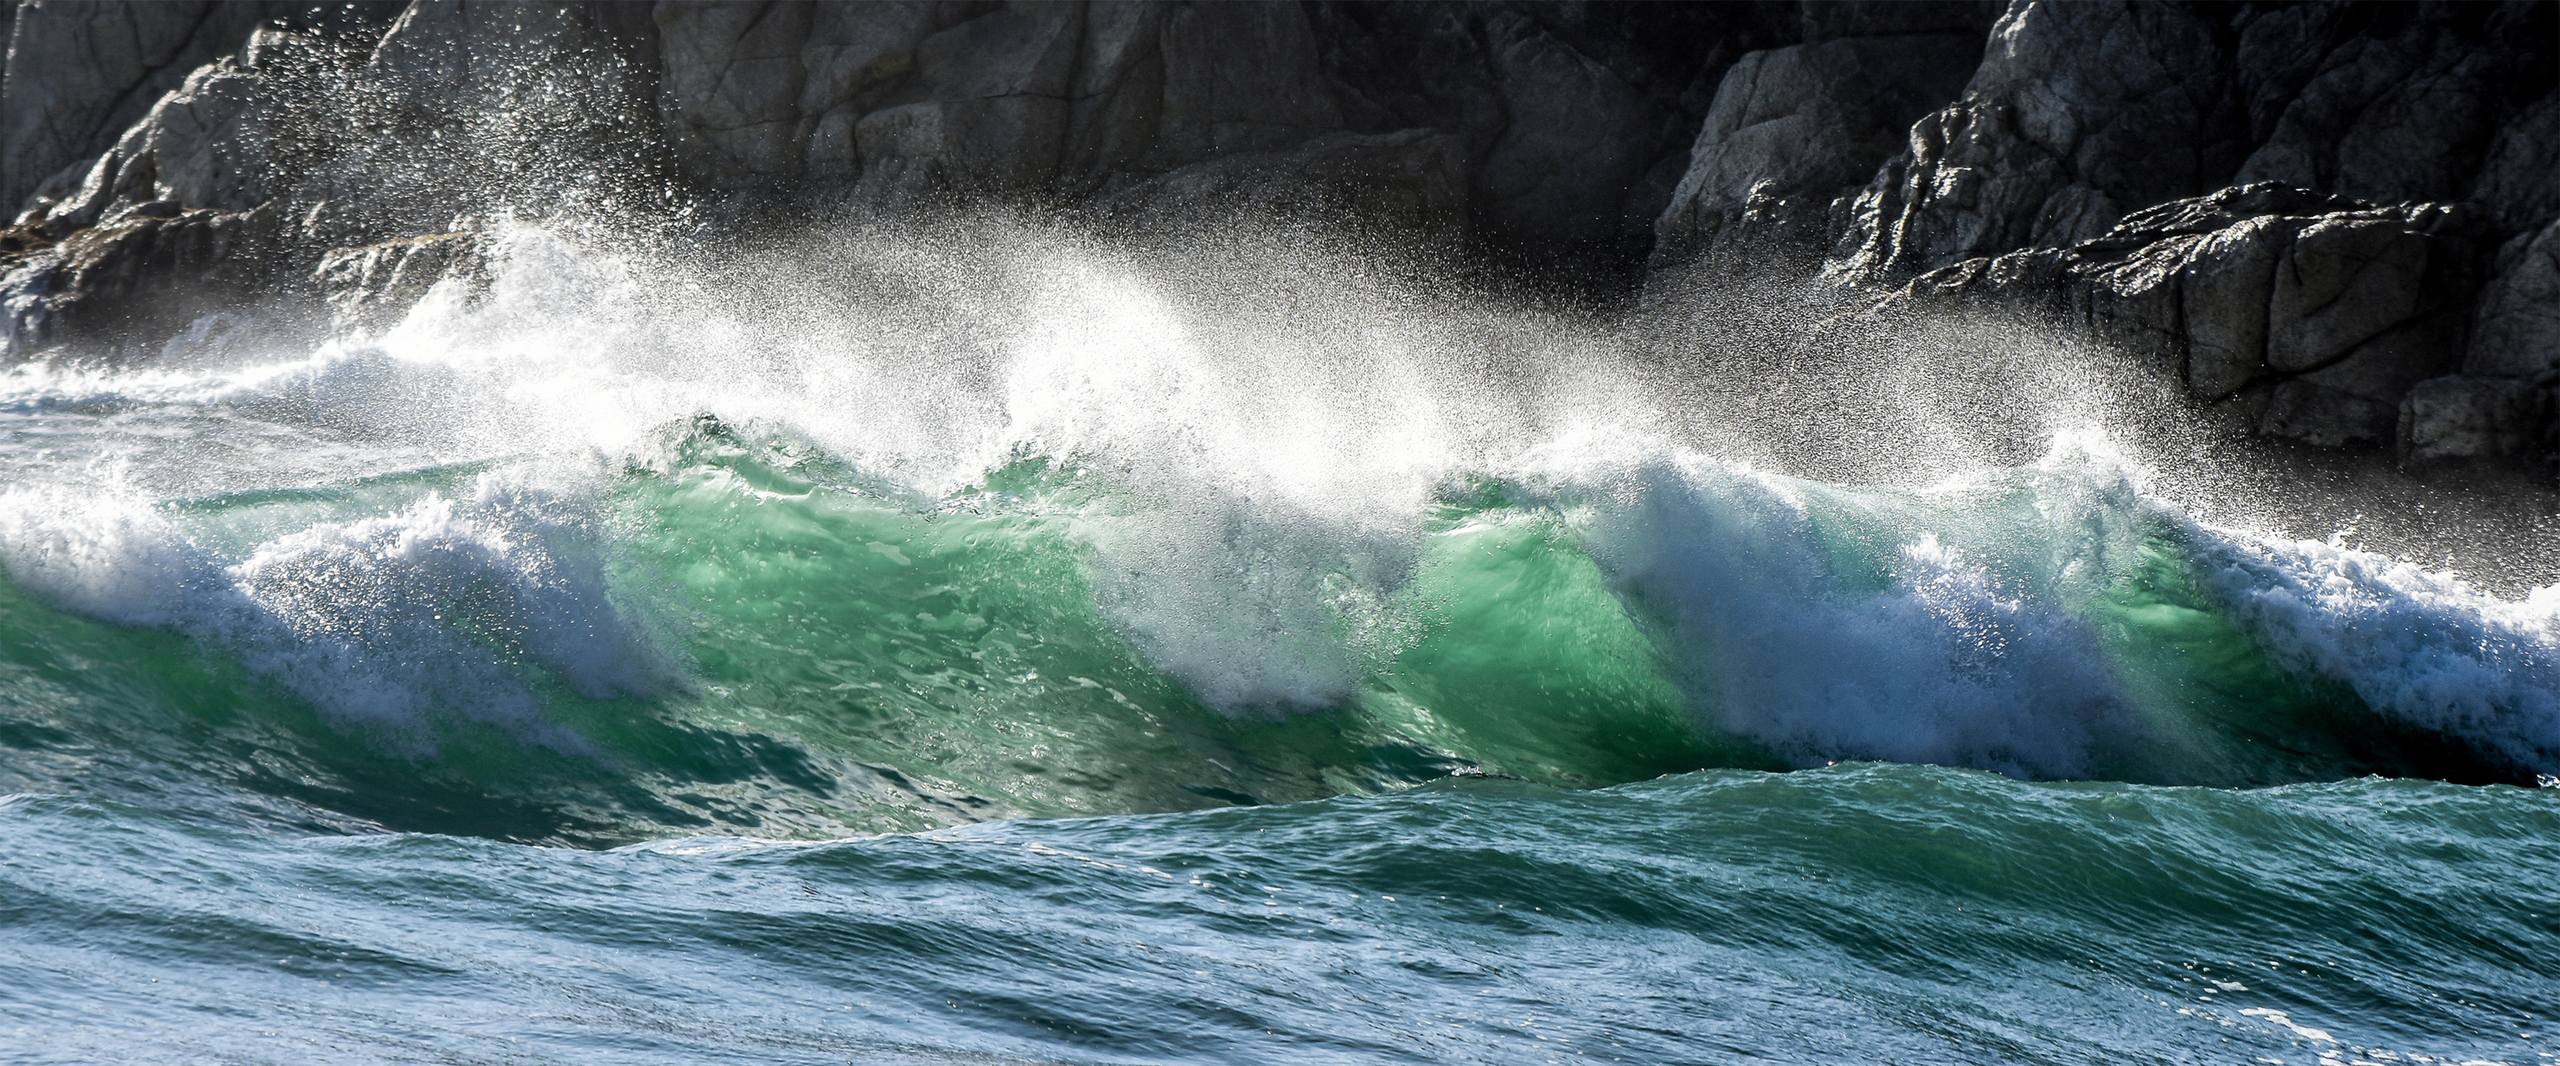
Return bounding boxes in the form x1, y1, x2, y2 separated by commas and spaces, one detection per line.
1653, 31, 1979, 271
1900, 184, 2491, 450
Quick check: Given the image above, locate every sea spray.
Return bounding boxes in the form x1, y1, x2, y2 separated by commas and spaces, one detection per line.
1, 221, 2556, 839
2, 216, 2556, 1066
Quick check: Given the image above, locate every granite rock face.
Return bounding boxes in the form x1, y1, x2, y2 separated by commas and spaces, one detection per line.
311, 228, 484, 330
0, 0, 1772, 362
0, 0, 2554, 465
641, 0, 1762, 264
1, 203, 293, 355
1836, 1, 2552, 281
1651, 31, 1980, 270
1826, 0, 2557, 463
2401, 376, 2549, 464
2469, 221, 2560, 383
1902, 185, 2492, 448
0, 1, 391, 212
1836, 2, 2244, 278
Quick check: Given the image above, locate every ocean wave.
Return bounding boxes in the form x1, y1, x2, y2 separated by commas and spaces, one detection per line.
1, 221, 2554, 841
0, 474, 665, 754
3, 429, 2555, 846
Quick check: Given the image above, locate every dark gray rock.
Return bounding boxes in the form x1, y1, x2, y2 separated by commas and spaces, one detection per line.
0, 0, 2554, 471
2474, 93, 2560, 235
312, 228, 484, 331
646, 1, 1759, 269
2400, 375, 2549, 462
1794, 0, 1998, 41
1457, 3, 1785, 269
35, 27, 310, 232
0, 202, 295, 358
0, 0, 393, 218
1837, 1, 2243, 278
1092, 128, 1469, 236
4, 0, 236, 215
1903, 185, 2491, 450
1653, 32, 1977, 269
1836, 0, 2555, 282
1467, 8, 1659, 252
651, 1, 1353, 206
2227, 3, 2529, 210
2464, 221, 2560, 385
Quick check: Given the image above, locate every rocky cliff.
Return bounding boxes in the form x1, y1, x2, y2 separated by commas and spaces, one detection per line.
1, 0, 2553, 467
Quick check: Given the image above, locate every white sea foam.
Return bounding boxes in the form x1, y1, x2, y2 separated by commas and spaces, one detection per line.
0, 474, 663, 751
4, 217, 2554, 778
1556, 454, 2133, 776
0, 486, 217, 628
2187, 522, 2560, 773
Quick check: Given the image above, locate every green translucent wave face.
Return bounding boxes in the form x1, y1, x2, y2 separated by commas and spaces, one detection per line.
591, 434, 1750, 837
0, 427, 2506, 845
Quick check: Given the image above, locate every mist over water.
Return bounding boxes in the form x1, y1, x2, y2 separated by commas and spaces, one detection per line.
4, 215, 2556, 820
5, 212, 2558, 1064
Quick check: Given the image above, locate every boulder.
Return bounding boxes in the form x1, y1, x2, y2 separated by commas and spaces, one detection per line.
1090, 128, 1469, 235
1837, 1, 2244, 278
1652, 32, 1977, 270
0, 203, 295, 360
2225, 2, 2546, 210
1904, 184, 2490, 449
651, 1, 1354, 206
2467, 221, 2560, 381
648, 0, 1752, 268
0, 0, 2555, 473
1836, 1, 2554, 282
2473, 93, 2560, 235
1457, 3, 1780, 270
312, 229, 485, 331
1793, 0, 2000, 41
3, 0, 241, 214
1466, 8, 1660, 254
34, 28, 311, 233
0, 0, 393, 218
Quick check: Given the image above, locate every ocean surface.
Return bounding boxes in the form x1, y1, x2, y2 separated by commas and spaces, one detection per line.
1, 223, 2554, 1063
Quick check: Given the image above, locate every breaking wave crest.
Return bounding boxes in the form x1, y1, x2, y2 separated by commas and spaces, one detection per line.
0, 220, 2552, 843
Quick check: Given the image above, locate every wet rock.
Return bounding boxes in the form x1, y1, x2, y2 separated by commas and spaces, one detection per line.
651, 1, 1351, 206
2473, 93, 2560, 235
0, 0, 2554, 473
312, 229, 485, 331
1836, 1, 2554, 281
646, 1, 1748, 269
34, 28, 312, 233
2399, 375, 2549, 462
1904, 184, 2490, 450
2226, 2, 2546, 210
1459, 3, 1778, 269
2467, 221, 2560, 382
1, 0, 394, 218
1837, 1, 2244, 278
0, 203, 295, 360
1091, 128, 1469, 235
1793, 0, 2000, 41
4, 0, 237, 214
1466, 9, 1659, 254
1653, 32, 1977, 270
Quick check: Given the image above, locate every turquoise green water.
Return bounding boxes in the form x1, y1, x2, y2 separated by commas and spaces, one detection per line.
3, 230, 2557, 1061
7, 423, 2545, 846
3, 770, 2554, 1064
4, 421, 2555, 1063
